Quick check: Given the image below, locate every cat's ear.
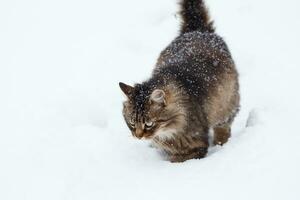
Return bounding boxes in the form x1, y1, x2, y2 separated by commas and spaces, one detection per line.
150, 89, 166, 105
119, 82, 134, 97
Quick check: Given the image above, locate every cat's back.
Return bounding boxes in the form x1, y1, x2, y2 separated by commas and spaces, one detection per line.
155, 31, 233, 71
153, 31, 237, 99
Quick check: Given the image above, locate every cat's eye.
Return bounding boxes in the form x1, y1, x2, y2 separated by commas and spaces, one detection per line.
145, 121, 154, 129
129, 119, 135, 127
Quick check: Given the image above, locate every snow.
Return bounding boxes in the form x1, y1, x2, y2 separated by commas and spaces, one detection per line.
0, 0, 300, 199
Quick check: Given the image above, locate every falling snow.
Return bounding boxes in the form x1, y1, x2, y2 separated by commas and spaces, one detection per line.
0, 0, 299, 200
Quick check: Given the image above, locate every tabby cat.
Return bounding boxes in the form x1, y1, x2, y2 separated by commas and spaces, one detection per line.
119, 0, 240, 162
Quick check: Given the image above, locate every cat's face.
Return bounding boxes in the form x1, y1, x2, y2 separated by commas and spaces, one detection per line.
119, 82, 183, 140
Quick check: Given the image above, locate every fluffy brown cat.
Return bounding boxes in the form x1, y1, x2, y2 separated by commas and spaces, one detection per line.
119, 0, 240, 162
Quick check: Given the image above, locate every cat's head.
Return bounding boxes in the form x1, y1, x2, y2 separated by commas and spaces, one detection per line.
119, 82, 185, 140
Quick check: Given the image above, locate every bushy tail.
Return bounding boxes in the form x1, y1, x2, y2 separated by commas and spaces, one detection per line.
179, 0, 214, 34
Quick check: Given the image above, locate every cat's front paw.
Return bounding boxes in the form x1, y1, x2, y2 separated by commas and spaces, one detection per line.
168, 149, 207, 163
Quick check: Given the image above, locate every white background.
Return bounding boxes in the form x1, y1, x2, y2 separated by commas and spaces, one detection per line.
0, 0, 299, 199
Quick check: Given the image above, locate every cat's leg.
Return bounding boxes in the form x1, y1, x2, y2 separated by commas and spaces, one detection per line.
168, 135, 209, 162
169, 147, 208, 163
213, 104, 239, 146
213, 124, 231, 145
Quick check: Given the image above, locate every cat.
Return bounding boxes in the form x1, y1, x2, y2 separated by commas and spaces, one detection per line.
119, 0, 240, 162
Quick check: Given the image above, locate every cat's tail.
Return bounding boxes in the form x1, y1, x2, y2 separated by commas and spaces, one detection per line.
179, 0, 214, 34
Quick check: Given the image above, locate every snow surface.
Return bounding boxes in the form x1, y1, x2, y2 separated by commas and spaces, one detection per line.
0, 0, 300, 199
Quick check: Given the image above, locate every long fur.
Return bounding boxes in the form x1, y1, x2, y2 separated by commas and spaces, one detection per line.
120, 0, 240, 162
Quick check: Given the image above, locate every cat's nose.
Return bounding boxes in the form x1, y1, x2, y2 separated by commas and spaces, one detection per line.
135, 129, 144, 139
